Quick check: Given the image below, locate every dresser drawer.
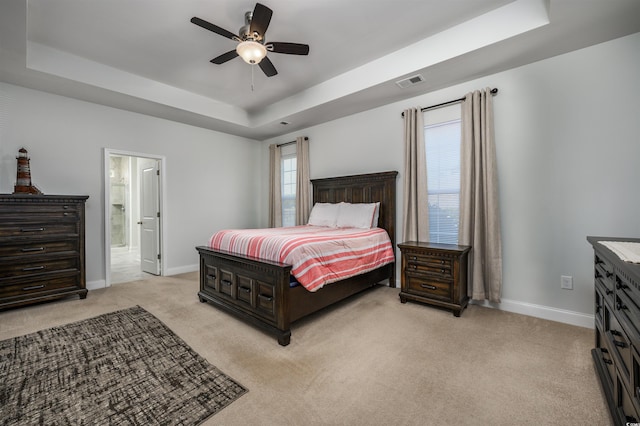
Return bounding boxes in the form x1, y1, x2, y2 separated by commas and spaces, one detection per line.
0, 274, 80, 299
615, 289, 640, 349
609, 309, 632, 383
0, 239, 78, 258
405, 273, 452, 302
0, 255, 79, 279
0, 221, 78, 238
598, 339, 616, 388
595, 253, 615, 295
0, 202, 80, 220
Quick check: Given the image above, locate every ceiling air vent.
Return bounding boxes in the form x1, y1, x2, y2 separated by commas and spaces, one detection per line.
395, 74, 425, 89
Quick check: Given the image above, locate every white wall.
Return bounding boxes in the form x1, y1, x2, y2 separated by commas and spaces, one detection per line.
0, 83, 263, 287
264, 32, 640, 326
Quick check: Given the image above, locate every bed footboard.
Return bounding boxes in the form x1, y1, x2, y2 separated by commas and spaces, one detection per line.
196, 246, 293, 345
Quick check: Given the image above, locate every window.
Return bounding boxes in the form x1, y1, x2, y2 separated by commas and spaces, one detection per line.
281, 150, 297, 227
424, 106, 461, 244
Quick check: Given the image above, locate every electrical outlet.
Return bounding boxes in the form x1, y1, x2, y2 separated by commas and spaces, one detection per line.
561, 275, 573, 290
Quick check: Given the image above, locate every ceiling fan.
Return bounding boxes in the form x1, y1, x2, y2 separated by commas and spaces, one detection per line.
190, 2, 310, 77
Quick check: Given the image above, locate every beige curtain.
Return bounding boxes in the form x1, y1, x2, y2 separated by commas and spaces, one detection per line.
402, 108, 429, 242
295, 136, 311, 225
459, 88, 502, 302
268, 143, 282, 228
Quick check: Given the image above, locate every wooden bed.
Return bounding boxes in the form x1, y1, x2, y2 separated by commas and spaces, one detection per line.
196, 171, 397, 346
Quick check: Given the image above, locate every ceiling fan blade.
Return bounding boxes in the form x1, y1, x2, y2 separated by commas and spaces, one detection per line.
259, 57, 278, 77
266, 42, 310, 56
211, 50, 239, 64
249, 3, 273, 38
191, 17, 238, 41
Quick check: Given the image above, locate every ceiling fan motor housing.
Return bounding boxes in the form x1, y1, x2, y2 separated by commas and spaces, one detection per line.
239, 11, 262, 41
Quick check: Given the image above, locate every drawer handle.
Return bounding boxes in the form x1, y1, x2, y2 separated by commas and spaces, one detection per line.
595, 304, 601, 313
595, 271, 601, 279
440, 269, 445, 273
595, 257, 603, 265
420, 284, 437, 290
440, 260, 445, 265
606, 271, 613, 278
221, 279, 232, 286
239, 286, 251, 293
22, 284, 45, 291
21, 227, 45, 232
411, 256, 417, 261
21, 247, 45, 252
616, 302, 628, 311
258, 294, 273, 302
602, 358, 612, 365
22, 265, 45, 272
206, 274, 216, 280
614, 340, 627, 349
605, 289, 613, 295
611, 329, 622, 337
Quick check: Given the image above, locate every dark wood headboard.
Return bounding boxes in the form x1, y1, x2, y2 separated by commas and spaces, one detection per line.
311, 171, 398, 250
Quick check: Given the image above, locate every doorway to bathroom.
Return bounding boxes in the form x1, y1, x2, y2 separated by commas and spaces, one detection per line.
104, 149, 165, 286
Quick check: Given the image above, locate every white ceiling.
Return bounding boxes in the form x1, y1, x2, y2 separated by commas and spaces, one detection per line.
1, 0, 639, 140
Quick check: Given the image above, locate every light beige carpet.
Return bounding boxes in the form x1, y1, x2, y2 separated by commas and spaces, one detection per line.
0, 272, 610, 426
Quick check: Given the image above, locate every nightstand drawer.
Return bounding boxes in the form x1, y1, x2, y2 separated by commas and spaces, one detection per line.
405, 274, 452, 302
405, 254, 452, 278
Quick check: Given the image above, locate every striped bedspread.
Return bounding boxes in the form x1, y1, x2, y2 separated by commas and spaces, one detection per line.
208, 225, 395, 292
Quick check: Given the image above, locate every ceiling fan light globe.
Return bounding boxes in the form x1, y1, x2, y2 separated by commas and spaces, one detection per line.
236, 41, 267, 64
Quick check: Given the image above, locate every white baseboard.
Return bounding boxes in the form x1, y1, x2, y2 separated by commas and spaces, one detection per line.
87, 280, 106, 291
86, 264, 197, 291
471, 298, 594, 329
164, 264, 199, 276
89, 268, 594, 329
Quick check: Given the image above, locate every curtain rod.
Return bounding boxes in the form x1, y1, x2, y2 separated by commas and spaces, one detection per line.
276, 136, 308, 148
401, 88, 498, 117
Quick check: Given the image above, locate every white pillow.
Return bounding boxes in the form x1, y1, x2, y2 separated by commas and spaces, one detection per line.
307, 203, 340, 227
336, 202, 380, 229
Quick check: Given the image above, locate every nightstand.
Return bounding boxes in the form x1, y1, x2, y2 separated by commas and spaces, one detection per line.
398, 241, 471, 317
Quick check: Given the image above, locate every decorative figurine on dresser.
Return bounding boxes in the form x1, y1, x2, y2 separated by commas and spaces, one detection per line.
398, 241, 471, 317
588, 236, 640, 425
0, 148, 89, 309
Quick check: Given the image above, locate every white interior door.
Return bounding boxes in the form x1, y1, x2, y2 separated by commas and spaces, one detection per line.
140, 159, 160, 275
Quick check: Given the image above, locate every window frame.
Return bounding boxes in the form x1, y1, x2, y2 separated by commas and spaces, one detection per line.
424, 105, 462, 244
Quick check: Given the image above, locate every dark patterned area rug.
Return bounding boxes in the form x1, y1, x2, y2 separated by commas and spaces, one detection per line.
0, 306, 247, 425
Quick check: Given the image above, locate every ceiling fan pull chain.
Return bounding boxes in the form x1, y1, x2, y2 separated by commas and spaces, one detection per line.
251, 64, 255, 92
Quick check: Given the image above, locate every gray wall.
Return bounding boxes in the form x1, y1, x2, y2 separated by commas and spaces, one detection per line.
263, 32, 640, 325
0, 83, 263, 287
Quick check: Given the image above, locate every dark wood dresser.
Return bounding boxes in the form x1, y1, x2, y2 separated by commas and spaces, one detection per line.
398, 241, 471, 317
0, 194, 89, 309
588, 236, 640, 425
